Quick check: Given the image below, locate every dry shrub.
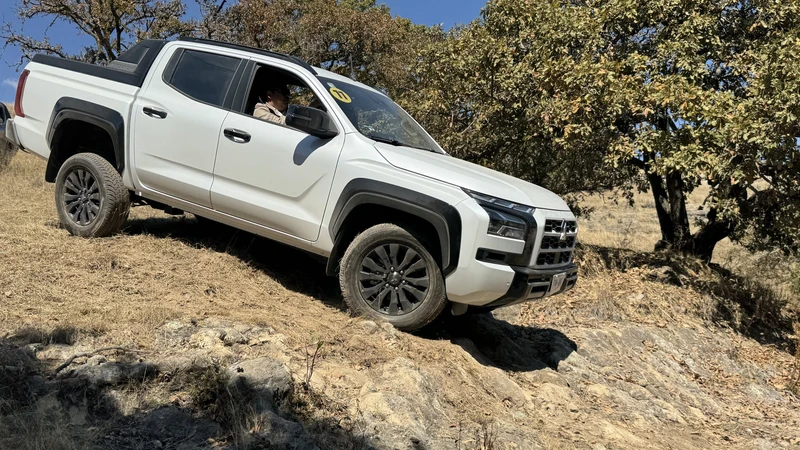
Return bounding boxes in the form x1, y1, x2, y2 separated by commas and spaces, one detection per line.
0, 341, 89, 449
185, 364, 262, 448
11, 326, 79, 346
0, 141, 17, 173
0, 401, 86, 450
0, 344, 38, 414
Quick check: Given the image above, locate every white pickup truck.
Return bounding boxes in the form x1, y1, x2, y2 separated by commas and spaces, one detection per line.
6, 38, 578, 330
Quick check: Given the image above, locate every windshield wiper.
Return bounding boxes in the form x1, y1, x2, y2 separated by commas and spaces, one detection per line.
366, 134, 436, 153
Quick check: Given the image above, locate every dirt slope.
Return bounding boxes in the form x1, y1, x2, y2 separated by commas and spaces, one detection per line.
0, 152, 798, 449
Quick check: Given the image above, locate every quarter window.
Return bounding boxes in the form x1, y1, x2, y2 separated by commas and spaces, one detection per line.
166, 50, 241, 108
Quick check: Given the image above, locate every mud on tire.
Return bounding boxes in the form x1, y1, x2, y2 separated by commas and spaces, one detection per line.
339, 223, 448, 331
55, 153, 130, 237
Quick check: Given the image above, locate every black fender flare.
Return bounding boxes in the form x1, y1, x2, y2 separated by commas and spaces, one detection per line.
45, 97, 125, 181
327, 179, 462, 277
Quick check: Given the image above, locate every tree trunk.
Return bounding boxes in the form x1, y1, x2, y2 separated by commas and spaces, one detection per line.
647, 168, 731, 261
689, 215, 733, 262
666, 171, 691, 249
647, 172, 675, 244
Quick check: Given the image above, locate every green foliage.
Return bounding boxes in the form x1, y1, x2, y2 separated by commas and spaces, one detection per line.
1, 0, 191, 63
205, 0, 436, 95
402, 0, 800, 258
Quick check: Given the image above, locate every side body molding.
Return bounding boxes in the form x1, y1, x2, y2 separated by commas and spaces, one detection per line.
327, 178, 462, 277
45, 97, 125, 181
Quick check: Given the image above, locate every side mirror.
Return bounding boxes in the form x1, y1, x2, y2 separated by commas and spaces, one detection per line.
285, 105, 338, 139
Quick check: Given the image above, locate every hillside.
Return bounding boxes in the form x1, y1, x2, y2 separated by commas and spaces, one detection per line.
0, 151, 798, 449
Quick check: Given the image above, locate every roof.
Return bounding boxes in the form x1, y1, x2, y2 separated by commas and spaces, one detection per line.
177, 37, 388, 98
178, 37, 317, 75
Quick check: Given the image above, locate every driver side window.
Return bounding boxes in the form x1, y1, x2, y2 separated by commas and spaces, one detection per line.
243, 65, 326, 123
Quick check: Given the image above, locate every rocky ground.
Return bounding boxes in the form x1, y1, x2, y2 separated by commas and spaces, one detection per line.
2, 287, 799, 450
1, 152, 799, 449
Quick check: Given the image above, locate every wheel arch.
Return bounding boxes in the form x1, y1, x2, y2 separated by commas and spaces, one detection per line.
326, 179, 462, 277
44, 97, 125, 182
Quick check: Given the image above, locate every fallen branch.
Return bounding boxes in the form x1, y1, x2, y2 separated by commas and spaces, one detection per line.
54, 347, 148, 374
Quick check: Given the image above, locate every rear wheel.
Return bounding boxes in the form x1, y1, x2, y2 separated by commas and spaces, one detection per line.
339, 223, 447, 331
55, 153, 130, 237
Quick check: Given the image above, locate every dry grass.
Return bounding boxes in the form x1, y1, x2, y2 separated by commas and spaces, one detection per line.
577, 185, 799, 313
1, 150, 798, 449
0, 152, 350, 351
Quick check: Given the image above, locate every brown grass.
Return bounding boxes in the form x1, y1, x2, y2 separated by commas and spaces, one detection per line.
577, 185, 799, 313
0, 152, 351, 351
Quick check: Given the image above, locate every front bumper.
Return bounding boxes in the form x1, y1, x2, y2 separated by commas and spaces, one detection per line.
475, 263, 578, 311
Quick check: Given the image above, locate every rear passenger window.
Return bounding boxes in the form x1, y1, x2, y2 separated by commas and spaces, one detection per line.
166, 50, 241, 107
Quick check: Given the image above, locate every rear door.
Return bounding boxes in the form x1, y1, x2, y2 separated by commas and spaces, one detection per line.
131, 45, 245, 207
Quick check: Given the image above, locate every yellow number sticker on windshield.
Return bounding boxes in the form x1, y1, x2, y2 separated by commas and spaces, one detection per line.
329, 87, 352, 103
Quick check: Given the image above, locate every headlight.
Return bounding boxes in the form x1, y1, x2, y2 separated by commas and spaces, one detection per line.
484, 207, 527, 240
466, 190, 534, 240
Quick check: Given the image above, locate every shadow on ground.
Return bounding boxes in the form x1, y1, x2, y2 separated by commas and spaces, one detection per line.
580, 244, 796, 353
124, 215, 346, 312
419, 311, 578, 373
125, 214, 580, 373
0, 333, 377, 450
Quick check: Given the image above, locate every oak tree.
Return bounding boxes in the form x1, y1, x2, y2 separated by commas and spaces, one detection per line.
403, 0, 800, 260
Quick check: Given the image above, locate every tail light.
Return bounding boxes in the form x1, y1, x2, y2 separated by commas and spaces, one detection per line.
14, 70, 30, 118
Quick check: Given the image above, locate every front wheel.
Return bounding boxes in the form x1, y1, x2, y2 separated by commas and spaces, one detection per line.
339, 223, 448, 331
55, 153, 130, 237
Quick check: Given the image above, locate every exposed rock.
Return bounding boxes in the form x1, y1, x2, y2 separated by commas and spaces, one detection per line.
92, 406, 220, 450
66, 361, 159, 387
227, 357, 293, 414
251, 411, 320, 450
354, 358, 442, 449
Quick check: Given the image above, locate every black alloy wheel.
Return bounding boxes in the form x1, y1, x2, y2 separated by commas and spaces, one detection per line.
62, 168, 102, 226
358, 243, 430, 316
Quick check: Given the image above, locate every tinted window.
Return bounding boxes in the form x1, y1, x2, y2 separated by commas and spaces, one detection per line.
318, 77, 441, 153
168, 50, 241, 107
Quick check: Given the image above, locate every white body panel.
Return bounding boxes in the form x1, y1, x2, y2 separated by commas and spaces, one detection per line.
374, 143, 570, 211
11, 62, 138, 166
130, 45, 233, 208
10, 40, 579, 309
212, 112, 345, 241
211, 56, 347, 242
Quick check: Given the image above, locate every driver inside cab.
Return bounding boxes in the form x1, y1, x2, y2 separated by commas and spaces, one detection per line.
254, 83, 290, 125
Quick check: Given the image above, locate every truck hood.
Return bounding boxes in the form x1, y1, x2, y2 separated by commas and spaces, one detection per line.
374, 143, 570, 211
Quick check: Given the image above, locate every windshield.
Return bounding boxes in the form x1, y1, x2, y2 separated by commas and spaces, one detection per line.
318, 76, 442, 153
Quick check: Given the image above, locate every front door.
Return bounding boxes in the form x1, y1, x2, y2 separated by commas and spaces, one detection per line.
132, 46, 244, 208
211, 63, 345, 241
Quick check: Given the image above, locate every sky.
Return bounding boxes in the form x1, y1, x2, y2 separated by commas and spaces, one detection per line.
0, 0, 487, 103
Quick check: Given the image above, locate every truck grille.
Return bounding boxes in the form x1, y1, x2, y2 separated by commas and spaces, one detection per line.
544, 219, 577, 234
534, 219, 578, 267
541, 235, 576, 249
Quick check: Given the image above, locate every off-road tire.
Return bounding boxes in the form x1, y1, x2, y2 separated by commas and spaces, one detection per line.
55, 153, 130, 237
339, 223, 448, 331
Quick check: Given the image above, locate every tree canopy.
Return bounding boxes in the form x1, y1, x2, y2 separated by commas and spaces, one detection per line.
403, 0, 800, 260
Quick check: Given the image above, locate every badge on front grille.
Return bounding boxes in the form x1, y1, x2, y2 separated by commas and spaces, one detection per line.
559, 220, 567, 241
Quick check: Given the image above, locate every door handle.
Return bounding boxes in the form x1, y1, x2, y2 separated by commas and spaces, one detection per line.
143, 107, 168, 119
224, 128, 251, 144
